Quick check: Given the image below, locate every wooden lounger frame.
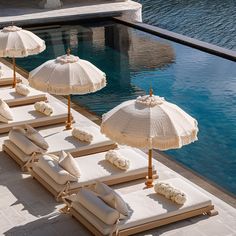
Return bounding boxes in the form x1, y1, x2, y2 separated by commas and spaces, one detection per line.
6, 94, 47, 107
70, 204, 218, 236
0, 77, 21, 86
3, 142, 117, 171
0, 114, 67, 134
30, 162, 156, 201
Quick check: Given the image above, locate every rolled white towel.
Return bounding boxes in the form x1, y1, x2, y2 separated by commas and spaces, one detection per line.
0, 99, 13, 123
105, 150, 130, 170
72, 127, 93, 143
15, 83, 30, 96
34, 101, 53, 116
174, 192, 187, 205
154, 182, 187, 205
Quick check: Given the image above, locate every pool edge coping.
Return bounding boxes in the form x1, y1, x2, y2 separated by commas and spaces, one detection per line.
113, 17, 236, 62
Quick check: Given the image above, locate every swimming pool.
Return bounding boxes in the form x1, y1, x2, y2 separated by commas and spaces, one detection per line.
17, 20, 236, 195
138, 0, 236, 50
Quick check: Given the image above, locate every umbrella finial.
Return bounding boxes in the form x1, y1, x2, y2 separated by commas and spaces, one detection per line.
67, 48, 71, 56
149, 87, 153, 97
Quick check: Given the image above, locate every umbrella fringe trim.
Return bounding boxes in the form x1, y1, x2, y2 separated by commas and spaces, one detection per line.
100, 126, 198, 150
0, 43, 46, 58
29, 78, 106, 95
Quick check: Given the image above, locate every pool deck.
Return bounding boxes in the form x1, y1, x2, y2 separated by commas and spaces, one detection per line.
0, 0, 141, 27
0, 61, 235, 236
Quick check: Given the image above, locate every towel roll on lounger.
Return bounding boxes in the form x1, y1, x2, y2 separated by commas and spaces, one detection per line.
154, 182, 187, 205
15, 83, 30, 96
72, 127, 93, 143
105, 150, 130, 170
0, 99, 13, 123
34, 101, 53, 116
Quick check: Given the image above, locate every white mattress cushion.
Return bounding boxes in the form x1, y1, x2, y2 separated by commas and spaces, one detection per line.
31, 147, 149, 191
74, 188, 120, 225
118, 178, 212, 230
5, 101, 66, 125
59, 151, 81, 178
94, 182, 130, 218
71, 178, 212, 234
25, 124, 49, 150
37, 154, 78, 185
45, 125, 113, 154
0, 99, 13, 122
0, 87, 45, 102
9, 129, 45, 155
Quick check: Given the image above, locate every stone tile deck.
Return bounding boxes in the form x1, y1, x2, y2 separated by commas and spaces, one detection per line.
0, 62, 235, 236
0, 0, 141, 26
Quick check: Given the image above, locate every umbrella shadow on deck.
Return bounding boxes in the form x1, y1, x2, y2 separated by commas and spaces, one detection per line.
0, 150, 59, 217
4, 212, 89, 236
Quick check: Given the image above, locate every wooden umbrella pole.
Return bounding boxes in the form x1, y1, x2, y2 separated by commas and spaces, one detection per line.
145, 149, 154, 188
12, 57, 16, 88
65, 94, 72, 130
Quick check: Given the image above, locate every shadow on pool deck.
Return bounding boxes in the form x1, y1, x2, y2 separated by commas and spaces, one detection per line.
0, 151, 58, 217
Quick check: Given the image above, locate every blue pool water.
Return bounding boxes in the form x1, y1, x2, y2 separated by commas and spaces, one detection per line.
138, 0, 236, 50
17, 21, 236, 195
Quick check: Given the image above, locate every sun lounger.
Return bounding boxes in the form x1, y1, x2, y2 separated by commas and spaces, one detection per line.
0, 77, 22, 87
0, 101, 67, 134
3, 124, 116, 170
0, 87, 47, 107
30, 147, 156, 201
65, 178, 218, 236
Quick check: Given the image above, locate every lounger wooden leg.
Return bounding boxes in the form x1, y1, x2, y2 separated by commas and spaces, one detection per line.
207, 209, 218, 216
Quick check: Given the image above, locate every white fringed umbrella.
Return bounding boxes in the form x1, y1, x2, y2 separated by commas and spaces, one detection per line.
29, 50, 106, 129
101, 90, 198, 187
0, 25, 45, 87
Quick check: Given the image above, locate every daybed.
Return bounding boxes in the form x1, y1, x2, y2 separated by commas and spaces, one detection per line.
64, 178, 218, 236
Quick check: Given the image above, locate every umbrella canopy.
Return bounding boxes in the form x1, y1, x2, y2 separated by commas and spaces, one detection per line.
101, 91, 198, 187
0, 25, 45, 87
29, 51, 106, 129
29, 53, 106, 95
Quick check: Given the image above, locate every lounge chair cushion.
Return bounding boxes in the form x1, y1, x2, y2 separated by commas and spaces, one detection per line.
37, 154, 78, 185
34, 101, 53, 116
74, 188, 120, 225
72, 127, 93, 143
0, 99, 13, 123
9, 129, 45, 155
94, 182, 130, 218
71, 178, 212, 235
25, 124, 49, 150
59, 151, 81, 178
105, 150, 130, 170
15, 83, 30, 96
